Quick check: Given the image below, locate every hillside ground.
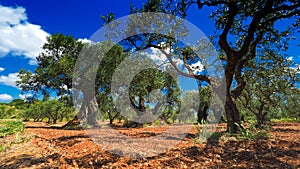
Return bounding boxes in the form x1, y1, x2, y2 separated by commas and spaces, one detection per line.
0, 122, 299, 169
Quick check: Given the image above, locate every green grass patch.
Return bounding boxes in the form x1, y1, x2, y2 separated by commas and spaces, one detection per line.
271, 118, 299, 123
0, 120, 25, 138
0, 120, 29, 152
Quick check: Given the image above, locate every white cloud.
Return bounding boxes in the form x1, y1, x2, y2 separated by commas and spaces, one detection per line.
145, 47, 205, 75
287, 56, 293, 61
19, 93, 32, 100
147, 47, 168, 62
189, 61, 204, 74
288, 64, 300, 74
78, 38, 92, 44
0, 73, 20, 88
146, 47, 183, 68
0, 67, 4, 72
295, 64, 300, 74
0, 5, 49, 65
0, 94, 13, 101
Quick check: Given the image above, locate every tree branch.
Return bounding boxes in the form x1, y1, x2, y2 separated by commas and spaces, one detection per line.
239, 0, 273, 55
144, 44, 212, 84
196, 0, 229, 9
271, 3, 300, 13
218, 1, 238, 58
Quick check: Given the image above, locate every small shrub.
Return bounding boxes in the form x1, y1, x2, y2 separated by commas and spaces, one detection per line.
143, 123, 150, 127
235, 122, 270, 141
0, 120, 28, 152
194, 120, 214, 143
0, 120, 25, 138
155, 119, 161, 126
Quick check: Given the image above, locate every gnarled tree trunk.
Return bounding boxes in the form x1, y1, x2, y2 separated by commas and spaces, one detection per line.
63, 93, 98, 129
224, 61, 243, 133
77, 95, 98, 125
225, 94, 241, 133
197, 105, 208, 123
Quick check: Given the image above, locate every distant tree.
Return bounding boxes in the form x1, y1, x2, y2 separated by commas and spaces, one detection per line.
42, 99, 74, 124
8, 99, 25, 109
159, 74, 181, 123
178, 90, 198, 123
22, 100, 43, 122
280, 87, 300, 120
128, 68, 181, 123
237, 50, 298, 127
197, 86, 212, 123
97, 93, 120, 124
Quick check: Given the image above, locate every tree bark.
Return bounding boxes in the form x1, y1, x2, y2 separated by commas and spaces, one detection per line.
255, 103, 267, 128
77, 95, 98, 125
108, 111, 120, 124
197, 105, 208, 123
225, 95, 242, 133
224, 62, 242, 133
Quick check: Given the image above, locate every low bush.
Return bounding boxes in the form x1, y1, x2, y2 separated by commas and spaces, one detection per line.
0, 120, 25, 138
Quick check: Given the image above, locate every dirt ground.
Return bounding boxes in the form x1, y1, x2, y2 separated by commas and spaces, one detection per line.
0, 122, 299, 169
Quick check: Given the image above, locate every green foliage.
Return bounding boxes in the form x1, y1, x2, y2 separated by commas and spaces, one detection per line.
17, 33, 84, 104
178, 90, 198, 123
21, 99, 75, 123
8, 99, 26, 109
153, 119, 161, 126
271, 118, 300, 123
0, 104, 22, 119
0, 122, 31, 152
0, 133, 32, 153
0, 120, 25, 138
127, 0, 300, 133
193, 120, 215, 143
237, 53, 299, 127
279, 87, 300, 120
234, 122, 270, 141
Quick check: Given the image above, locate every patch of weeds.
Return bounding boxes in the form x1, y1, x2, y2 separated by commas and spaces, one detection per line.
64, 123, 93, 130
271, 118, 299, 123
143, 123, 150, 127
0, 132, 33, 152
194, 120, 211, 143
153, 119, 161, 126
234, 122, 270, 141
0, 120, 25, 138
209, 132, 224, 140
64, 125, 83, 130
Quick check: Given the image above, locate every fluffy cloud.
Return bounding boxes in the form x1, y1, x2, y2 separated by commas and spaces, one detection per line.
287, 56, 293, 61
19, 93, 33, 100
189, 61, 204, 74
0, 94, 13, 101
0, 5, 49, 65
0, 67, 4, 72
145, 47, 204, 74
78, 38, 93, 44
146, 47, 183, 67
0, 73, 20, 88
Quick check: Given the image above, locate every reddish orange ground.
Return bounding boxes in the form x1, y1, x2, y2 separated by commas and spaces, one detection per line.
0, 122, 299, 169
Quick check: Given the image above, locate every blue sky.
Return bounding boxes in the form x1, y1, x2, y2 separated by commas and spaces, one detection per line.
0, 0, 299, 102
